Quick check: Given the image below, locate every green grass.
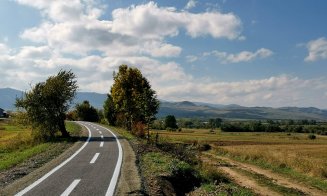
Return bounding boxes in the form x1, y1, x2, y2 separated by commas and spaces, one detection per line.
141, 152, 173, 177
0, 120, 82, 172
0, 143, 51, 171
195, 182, 254, 196
66, 121, 82, 136
100, 124, 135, 140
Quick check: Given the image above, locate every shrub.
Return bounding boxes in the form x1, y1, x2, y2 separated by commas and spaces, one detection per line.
308, 134, 316, 140
198, 143, 211, 151
132, 122, 145, 138
168, 159, 201, 194
166, 127, 176, 132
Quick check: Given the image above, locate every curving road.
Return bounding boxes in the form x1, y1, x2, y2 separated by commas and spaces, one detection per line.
15, 122, 122, 196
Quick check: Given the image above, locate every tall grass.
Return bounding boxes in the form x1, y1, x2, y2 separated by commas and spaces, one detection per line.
216, 144, 327, 179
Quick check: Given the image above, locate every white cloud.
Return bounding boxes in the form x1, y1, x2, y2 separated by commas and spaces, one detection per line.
305, 37, 327, 62
17, 46, 51, 59
111, 2, 242, 40
185, 0, 197, 10
0, 43, 10, 54
206, 48, 273, 63
186, 55, 198, 62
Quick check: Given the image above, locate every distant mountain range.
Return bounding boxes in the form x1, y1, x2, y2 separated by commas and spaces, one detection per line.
1, 88, 327, 121
0, 88, 107, 110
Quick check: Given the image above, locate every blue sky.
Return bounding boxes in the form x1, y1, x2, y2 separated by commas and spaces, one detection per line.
1, 0, 327, 108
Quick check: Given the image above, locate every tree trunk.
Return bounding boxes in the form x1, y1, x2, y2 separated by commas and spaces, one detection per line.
147, 121, 150, 143
59, 119, 70, 137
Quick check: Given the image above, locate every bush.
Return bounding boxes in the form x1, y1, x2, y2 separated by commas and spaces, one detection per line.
132, 122, 145, 138
198, 143, 211, 151
168, 159, 201, 194
166, 127, 176, 132
308, 134, 316, 140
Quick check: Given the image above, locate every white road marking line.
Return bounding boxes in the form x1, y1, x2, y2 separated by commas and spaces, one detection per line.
90, 153, 100, 164
99, 131, 102, 134
101, 135, 104, 139
100, 141, 104, 147
103, 126, 123, 196
96, 128, 99, 131
15, 121, 92, 196
60, 179, 81, 196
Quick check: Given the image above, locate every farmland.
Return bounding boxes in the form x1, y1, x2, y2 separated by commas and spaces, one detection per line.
155, 128, 327, 195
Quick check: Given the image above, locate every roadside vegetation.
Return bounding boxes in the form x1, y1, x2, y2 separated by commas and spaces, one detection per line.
1, 70, 83, 188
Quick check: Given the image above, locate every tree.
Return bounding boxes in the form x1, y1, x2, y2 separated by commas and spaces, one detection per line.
110, 65, 159, 133
75, 100, 99, 122
103, 94, 116, 125
165, 115, 178, 130
139, 79, 160, 138
16, 70, 77, 140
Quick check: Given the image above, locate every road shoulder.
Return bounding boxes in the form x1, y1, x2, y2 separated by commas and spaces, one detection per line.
115, 136, 142, 195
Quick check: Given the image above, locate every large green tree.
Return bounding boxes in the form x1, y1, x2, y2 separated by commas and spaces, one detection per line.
110, 65, 159, 133
16, 70, 78, 139
165, 115, 178, 130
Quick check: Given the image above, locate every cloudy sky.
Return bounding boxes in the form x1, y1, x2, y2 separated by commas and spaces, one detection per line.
1, 0, 327, 108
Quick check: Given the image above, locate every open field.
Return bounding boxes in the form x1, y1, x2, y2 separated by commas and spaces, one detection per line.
155, 128, 327, 194
155, 128, 327, 144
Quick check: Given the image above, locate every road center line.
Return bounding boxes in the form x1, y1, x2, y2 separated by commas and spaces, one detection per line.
60, 179, 81, 196
15, 121, 92, 196
99, 131, 102, 134
90, 153, 100, 164
100, 141, 104, 147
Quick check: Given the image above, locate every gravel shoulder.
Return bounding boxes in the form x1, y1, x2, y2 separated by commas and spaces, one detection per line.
115, 137, 142, 195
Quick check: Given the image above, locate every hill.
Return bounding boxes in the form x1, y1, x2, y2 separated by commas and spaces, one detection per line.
158, 101, 327, 121
1, 88, 327, 120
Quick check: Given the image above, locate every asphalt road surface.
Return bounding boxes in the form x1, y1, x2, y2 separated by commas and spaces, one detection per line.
15, 122, 122, 196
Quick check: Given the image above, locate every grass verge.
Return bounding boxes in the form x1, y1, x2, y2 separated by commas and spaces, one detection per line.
0, 121, 82, 172
0, 143, 51, 171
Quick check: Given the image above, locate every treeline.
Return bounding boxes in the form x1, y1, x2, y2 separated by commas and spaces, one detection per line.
152, 117, 222, 130
66, 100, 104, 123
221, 120, 327, 135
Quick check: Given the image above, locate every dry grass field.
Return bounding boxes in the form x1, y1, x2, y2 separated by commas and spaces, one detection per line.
217, 144, 327, 178
155, 128, 327, 193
